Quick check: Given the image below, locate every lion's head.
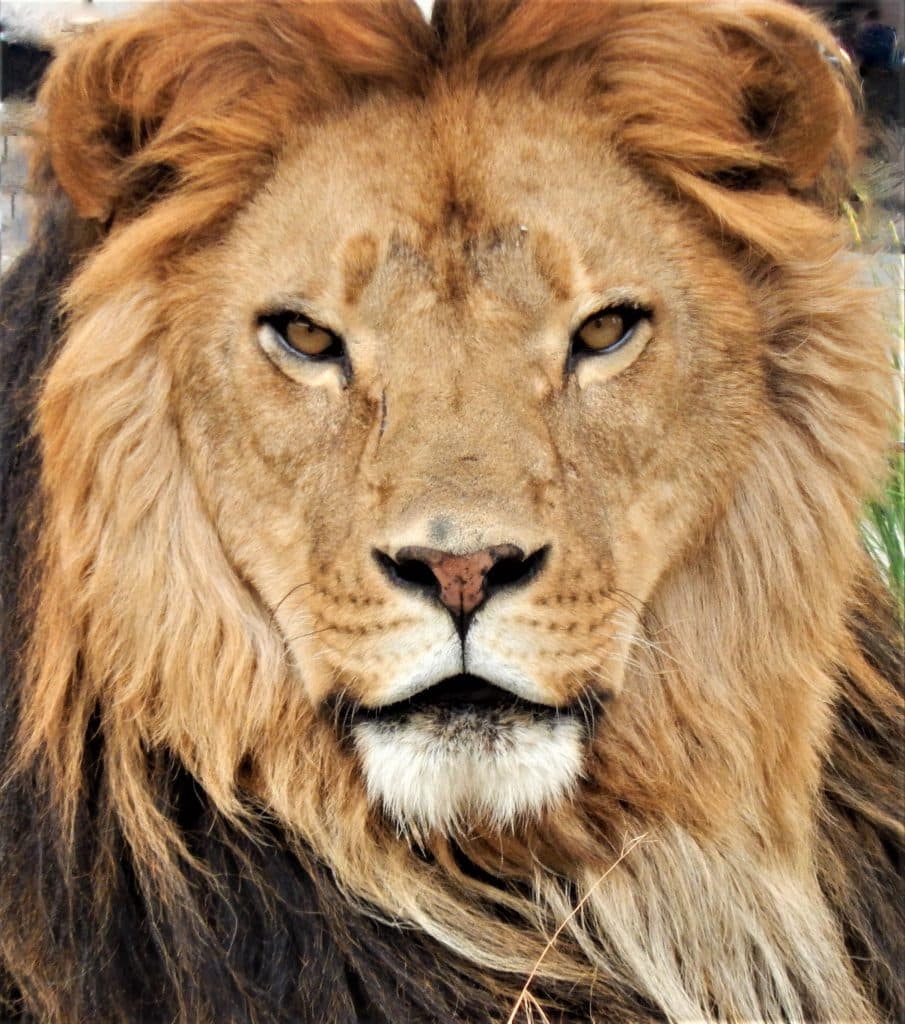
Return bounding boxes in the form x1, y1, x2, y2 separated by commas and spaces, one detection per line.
3, 1, 902, 1022
150, 80, 775, 836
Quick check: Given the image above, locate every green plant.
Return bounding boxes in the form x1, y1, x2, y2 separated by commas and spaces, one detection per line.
849, 196, 904, 608
864, 443, 905, 607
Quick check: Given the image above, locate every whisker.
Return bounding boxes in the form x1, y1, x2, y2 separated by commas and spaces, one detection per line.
611, 587, 664, 634
282, 624, 337, 646
269, 580, 315, 627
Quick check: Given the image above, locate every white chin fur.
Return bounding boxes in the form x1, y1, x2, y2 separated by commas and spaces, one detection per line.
353, 713, 585, 833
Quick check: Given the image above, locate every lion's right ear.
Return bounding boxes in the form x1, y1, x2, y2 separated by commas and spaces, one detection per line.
36, 7, 210, 222
35, 2, 431, 224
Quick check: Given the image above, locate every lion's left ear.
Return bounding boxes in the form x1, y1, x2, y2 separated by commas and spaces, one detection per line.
713, 7, 858, 200
567, 0, 861, 212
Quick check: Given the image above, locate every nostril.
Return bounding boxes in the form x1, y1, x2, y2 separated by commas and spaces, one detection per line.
484, 545, 550, 596
483, 555, 527, 590
394, 558, 438, 589
373, 549, 439, 592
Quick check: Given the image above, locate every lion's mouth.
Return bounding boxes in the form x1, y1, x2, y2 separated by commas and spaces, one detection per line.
351, 673, 572, 724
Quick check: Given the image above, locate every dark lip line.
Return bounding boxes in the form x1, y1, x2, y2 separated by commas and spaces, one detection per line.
363, 678, 566, 721
324, 674, 592, 739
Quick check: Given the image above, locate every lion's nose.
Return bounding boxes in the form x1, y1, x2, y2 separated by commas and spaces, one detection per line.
374, 544, 549, 619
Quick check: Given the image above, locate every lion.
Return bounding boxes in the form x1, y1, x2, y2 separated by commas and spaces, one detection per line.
0, 1, 902, 1021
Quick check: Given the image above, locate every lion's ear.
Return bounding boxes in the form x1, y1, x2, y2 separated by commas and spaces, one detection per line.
603, 2, 860, 209
36, 8, 204, 222
713, 9, 858, 200
548, 0, 865, 259
35, 3, 431, 224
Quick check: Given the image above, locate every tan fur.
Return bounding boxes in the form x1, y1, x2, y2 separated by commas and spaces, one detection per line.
14, 1, 901, 1020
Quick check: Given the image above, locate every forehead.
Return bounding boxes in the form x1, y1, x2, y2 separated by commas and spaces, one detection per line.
229, 85, 681, 310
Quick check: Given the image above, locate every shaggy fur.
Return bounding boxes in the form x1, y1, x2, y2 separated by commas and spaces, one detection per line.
1, 2, 902, 1022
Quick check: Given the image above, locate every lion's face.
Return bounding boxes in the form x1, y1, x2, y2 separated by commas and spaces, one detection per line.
169, 88, 762, 832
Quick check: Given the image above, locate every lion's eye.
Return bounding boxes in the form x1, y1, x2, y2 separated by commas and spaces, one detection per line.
570, 306, 650, 363
261, 312, 345, 362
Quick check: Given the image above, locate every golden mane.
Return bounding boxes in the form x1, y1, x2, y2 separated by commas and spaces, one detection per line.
1, 2, 901, 1022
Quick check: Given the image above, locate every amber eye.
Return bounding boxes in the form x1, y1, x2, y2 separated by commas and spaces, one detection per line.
570, 305, 650, 364
260, 312, 346, 362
